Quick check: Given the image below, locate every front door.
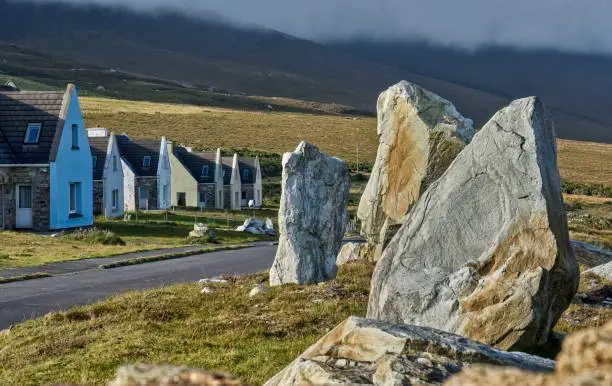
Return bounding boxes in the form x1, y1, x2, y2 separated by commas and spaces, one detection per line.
139, 186, 149, 210
16, 185, 33, 229
177, 192, 186, 207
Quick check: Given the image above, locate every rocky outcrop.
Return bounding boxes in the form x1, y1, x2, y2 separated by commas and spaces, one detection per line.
368, 97, 579, 351
586, 261, 612, 281
445, 320, 612, 386
269, 142, 350, 286
108, 364, 245, 386
357, 81, 476, 260
336, 242, 374, 266
264, 316, 554, 386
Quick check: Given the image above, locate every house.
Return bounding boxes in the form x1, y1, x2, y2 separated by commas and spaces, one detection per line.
0, 84, 93, 231
116, 134, 171, 211
88, 128, 124, 218
168, 142, 262, 210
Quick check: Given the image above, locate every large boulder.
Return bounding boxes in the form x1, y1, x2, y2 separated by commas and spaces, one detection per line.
269, 142, 350, 286
264, 316, 554, 386
357, 81, 476, 260
368, 97, 579, 351
445, 320, 612, 386
586, 261, 612, 281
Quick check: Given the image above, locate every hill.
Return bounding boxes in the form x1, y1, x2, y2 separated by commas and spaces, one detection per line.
79, 97, 612, 186
1, 0, 609, 143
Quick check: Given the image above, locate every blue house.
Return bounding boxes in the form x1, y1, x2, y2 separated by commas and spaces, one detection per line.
0, 83, 93, 231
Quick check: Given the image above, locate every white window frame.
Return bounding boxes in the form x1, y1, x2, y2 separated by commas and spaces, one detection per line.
69, 182, 80, 214
202, 165, 209, 176
243, 169, 249, 178
24, 123, 42, 144
143, 156, 152, 168
112, 189, 119, 210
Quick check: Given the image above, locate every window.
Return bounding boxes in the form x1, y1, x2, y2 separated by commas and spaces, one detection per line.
143, 156, 151, 168
92, 156, 97, 168
69, 182, 81, 214
18, 185, 32, 209
112, 156, 118, 172
243, 169, 249, 178
222, 169, 226, 177
201, 165, 209, 176
177, 192, 186, 207
199, 192, 206, 204
242, 191, 247, 199
112, 189, 119, 210
24, 123, 41, 144
71, 124, 79, 149
163, 184, 169, 208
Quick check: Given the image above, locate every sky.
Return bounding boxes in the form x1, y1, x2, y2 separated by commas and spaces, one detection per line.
13, 0, 612, 55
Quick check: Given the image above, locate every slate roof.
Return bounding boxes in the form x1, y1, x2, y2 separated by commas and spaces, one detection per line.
0, 88, 69, 164
220, 155, 257, 185
116, 135, 161, 177
88, 137, 109, 180
173, 147, 217, 184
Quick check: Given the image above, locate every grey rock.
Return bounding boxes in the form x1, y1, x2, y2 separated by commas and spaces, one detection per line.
336, 242, 374, 266
357, 81, 476, 261
264, 316, 554, 386
270, 141, 350, 286
367, 97, 579, 351
265, 218, 275, 230
109, 364, 245, 386
249, 286, 270, 297
586, 260, 612, 281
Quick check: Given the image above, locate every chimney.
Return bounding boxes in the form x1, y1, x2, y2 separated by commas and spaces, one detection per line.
87, 128, 109, 138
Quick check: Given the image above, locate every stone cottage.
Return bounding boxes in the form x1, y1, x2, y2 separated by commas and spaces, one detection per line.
88, 128, 124, 218
0, 84, 94, 231
168, 142, 262, 210
116, 135, 171, 212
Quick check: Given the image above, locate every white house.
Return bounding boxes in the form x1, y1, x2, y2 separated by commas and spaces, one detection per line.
88, 128, 124, 218
116, 135, 171, 211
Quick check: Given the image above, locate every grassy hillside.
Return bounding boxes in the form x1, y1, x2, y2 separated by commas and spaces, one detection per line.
80, 97, 612, 186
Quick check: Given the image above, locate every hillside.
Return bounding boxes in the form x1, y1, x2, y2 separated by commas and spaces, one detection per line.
1, 0, 609, 143
79, 97, 612, 186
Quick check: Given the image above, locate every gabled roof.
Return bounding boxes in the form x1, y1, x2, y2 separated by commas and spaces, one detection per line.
116, 135, 161, 177
88, 136, 109, 180
0, 86, 72, 164
173, 147, 217, 184
238, 157, 257, 184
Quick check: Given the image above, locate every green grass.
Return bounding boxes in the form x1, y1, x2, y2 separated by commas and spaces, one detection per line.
0, 272, 52, 284
0, 262, 374, 386
565, 195, 612, 250
99, 245, 252, 269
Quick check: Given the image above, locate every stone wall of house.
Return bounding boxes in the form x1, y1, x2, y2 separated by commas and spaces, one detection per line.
0, 167, 50, 231
93, 180, 104, 215
223, 186, 231, 210
135, 177, 158, 210
241, 184, 255, 202
197, 184, 217, 208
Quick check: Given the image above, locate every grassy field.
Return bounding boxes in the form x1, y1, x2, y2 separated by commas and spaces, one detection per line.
565, 195, 612, 250
81, 97, 612, 186
0, 259, 609, 386
0, 262, 373, 386
0, 209, 277, 270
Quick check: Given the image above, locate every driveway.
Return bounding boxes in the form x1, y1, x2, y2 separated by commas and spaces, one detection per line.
0, 244, 277, 329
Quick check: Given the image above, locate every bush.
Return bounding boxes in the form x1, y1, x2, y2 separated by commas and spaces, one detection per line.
185, 234, 216, 245
63, 228, 125, 246
562, 181, 612, 198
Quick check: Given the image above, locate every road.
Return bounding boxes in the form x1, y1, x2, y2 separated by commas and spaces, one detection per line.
0, 243, 277, 329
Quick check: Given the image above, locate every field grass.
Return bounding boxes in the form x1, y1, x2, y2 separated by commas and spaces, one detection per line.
81, 97, 612, 186
0, 259, 609, 386
565, 195, 612, 250
0, 262, 374, 386
0, 231, 157, 270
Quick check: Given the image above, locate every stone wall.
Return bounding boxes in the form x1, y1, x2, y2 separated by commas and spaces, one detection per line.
223, 186, 231, 210
197, 184, 216, 208
93, 180, 104, 215
0, 167, 50, 231
241, 184, 255, 202
135, 177, 158, 210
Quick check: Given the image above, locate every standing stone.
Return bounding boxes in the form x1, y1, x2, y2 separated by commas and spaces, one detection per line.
270, 142, 350, 286
357, 81, 476, 260
368, 97, 579, 351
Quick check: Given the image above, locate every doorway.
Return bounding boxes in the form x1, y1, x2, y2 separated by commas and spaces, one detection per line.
16, 184, 33, 228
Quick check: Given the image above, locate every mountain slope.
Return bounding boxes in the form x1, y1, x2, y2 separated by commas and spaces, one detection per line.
0, 0, 610, 143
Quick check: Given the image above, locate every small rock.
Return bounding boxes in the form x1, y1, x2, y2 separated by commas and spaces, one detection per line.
249, 286, 270, 297
201, 287, 214, 294
109, 364, 245, 386
199, 277, 229, 284
416, 357, 433, 367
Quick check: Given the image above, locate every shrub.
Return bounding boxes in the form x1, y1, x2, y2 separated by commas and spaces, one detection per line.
185, 234, 216, 245
63, 228, 125, 246
562, 181, 612, 198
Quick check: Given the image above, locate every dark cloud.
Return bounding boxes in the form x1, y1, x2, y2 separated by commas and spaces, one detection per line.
13, 0, 612, 54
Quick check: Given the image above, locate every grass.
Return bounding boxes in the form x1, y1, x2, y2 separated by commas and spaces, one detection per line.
62, 228, 125, 246
99, 245, 252, 269
0, 231, 158, 270
565, 194, 612, 250
80, 97, 612, 186
0, 272, 52, 284
0, 262, 374, 386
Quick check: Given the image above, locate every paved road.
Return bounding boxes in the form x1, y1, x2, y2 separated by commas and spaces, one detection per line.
0, 244, 277, 329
